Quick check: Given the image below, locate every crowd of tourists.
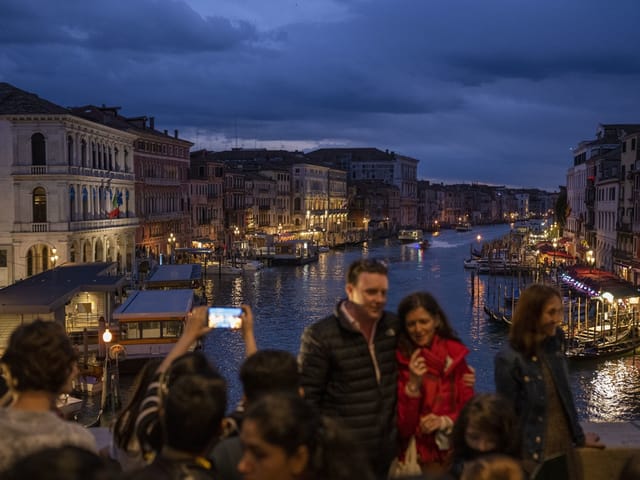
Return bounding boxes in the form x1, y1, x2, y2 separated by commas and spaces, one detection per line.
0, 257, 637, 479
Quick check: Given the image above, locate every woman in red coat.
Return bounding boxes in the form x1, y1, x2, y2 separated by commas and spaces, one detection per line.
396, 291, 475, 476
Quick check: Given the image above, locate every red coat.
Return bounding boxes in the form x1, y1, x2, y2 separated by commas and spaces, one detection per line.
396, 335, 474, 465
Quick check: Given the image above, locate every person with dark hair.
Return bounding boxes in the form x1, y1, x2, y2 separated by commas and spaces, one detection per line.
240, 349, 300, 404
298, 258, 400, 478
2, 445, 122, 480
129, 372, 227, 480
0, 319, 96, 472
460, 453, 526, 480
210, 349, 300, 480
395, 291, 474, 476
108, 357, 163, 471
494, 284, 603, 479
238, 393, 375, 480
448, 393, 521, 478
135, 304, 255, 458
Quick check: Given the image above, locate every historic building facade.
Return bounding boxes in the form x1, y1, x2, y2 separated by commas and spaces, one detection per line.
0, 83, 138, 287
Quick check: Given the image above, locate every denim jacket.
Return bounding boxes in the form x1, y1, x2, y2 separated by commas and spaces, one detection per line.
494, 330, 585, 464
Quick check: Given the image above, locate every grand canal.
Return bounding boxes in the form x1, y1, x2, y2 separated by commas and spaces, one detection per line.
84, 223, 640, 425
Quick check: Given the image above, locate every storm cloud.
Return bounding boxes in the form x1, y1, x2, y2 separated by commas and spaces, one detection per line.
1, 0, 639, 190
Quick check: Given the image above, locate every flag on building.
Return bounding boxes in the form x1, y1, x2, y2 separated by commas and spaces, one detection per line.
108, 190, 120, 218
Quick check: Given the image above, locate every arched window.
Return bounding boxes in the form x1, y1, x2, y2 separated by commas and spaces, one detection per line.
27, 249, 33, 276
31, 133, 46, 165
67, 135, 74, 165
81, 139, 87, 167
32, 187, 47, 223
92, 142, 97, 168
69, 186, 75, 222
82, 187, 88, 220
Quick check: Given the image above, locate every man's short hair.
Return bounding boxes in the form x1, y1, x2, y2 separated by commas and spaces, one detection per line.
240, 349, 299, 404
162, 373, 227, 453
1, 319, 77, 394
346, 258, 388, 285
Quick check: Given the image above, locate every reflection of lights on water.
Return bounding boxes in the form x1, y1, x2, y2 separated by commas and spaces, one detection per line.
581, 359, 640, 421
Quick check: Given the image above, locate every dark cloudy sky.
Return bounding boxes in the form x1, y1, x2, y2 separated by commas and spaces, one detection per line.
2, 0, 639, 190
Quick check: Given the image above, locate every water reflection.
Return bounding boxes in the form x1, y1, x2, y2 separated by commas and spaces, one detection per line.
111, 223, 640, 421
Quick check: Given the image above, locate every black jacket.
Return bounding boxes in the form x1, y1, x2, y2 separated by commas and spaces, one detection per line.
298, 300, 400, 476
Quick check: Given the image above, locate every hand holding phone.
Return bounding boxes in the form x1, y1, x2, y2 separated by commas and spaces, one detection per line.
207, 306, 243, 329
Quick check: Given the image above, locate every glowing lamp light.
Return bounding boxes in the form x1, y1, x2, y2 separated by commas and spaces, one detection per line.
102, 328, 113, 343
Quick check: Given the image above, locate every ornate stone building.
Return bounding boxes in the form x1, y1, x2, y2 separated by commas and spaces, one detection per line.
0, 83, 138, 287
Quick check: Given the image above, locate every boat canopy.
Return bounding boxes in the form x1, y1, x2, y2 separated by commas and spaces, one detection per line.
113, 289, 194, 320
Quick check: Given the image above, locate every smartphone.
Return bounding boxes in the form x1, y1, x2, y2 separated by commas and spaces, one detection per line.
207, 306, 243, 329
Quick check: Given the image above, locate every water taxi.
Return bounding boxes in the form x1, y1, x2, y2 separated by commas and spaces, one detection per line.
112, 289, 195, 361
455, 222, 472, 232
272, 240, 319, 265
397, 229, 423, 243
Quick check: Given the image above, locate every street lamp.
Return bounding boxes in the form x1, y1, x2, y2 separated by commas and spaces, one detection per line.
50, 247, 58, 268
168, 233, 176, 263
100, 328, 112, 414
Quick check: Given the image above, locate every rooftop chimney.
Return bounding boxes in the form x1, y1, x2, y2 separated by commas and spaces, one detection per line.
174, 129, 179, 139
149, 117, 155, 129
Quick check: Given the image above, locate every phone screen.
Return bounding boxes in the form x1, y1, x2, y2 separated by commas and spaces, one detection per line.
207, 306, 243, 329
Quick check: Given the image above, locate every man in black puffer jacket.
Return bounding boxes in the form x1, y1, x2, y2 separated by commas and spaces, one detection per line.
299, 258, 400, 479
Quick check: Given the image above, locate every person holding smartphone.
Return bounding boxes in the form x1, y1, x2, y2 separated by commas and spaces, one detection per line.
134, 304, 256, 460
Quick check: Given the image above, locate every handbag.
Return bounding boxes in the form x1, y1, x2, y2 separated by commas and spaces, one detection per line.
389, 436, 422, 478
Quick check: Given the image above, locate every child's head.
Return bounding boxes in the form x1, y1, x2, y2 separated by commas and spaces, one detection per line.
461, 454, 525, 480
452, 393, 520, 460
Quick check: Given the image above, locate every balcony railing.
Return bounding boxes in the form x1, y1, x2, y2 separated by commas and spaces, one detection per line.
14, 217, 139, 233
68, 217, 139, 231
12, 165, 134, 181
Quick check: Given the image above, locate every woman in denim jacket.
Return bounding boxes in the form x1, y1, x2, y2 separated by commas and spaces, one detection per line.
494, 284, 603, 479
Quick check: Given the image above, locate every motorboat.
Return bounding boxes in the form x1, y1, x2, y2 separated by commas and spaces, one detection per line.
236, 259, 265, 271
463, 258, 480, 269
57, 394, 83, 420
206, 262, 244, 275
455, 222, 472, 232
272, 240, 319, 265
397, 229, 423, 243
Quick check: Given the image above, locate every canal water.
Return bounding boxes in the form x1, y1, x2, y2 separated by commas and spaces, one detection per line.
82, 223, 640, 426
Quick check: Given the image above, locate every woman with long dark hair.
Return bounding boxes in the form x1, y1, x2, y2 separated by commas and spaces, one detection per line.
395, 291, 474, 476
494, 283, 603, 478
